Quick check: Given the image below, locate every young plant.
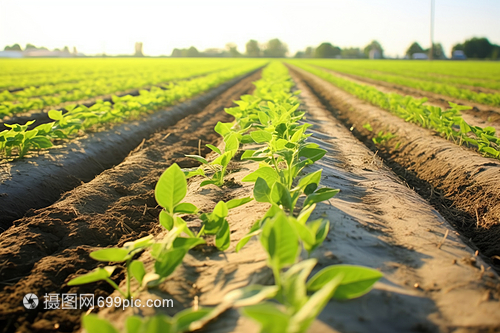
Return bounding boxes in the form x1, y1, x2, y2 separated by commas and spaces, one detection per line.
81, 306, 216, 333
197, 197, 253, 251
239, 259, 382, 333
67, 235, 155, 299
184, 123, 241, 187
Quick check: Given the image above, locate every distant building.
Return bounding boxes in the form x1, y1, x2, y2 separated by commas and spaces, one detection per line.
412, 53, 428, 60
452, 50, 467, 60
369, 49, 381, 59
0, 50, 23, 58
134, 42, 144, 57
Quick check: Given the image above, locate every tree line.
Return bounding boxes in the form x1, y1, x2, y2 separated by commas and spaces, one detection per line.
4, 37, 499, 59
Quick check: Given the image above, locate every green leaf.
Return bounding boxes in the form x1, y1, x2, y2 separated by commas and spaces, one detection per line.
299, 147, 326, 162
159, 210, 174, 230
215, 219, 231, 251
241, 167, 279, 186
224, 133, 239, 152
185, 155, 208, 164
291, 274, 343, 333
206, 144, 221, 155
307, 219, 329, 254
226, 197, 253, 209
30, 136, 53, 148
241, 303, 290, 333
126, 316, 143, 333
260, 212, 299, 270
172, 237, 205, 250
48, 109, 63, 121
225, 285, 279, 307
141, 315, 173, 333
303, 188, 339, 207
290, 219, 315, 248
174, 203, 198, 214
213, 201, 229, 218
130, 260, 146, 284
236, 230, 262, 252
154, 247, 188, 279
258, 111, 270, 125
67, 266, 115, 286
174, 308, 212, 333
214, 122, 232, 136
184, 168, 205, 179
82, 314, 118, 333
307, 265, 383, 300
250, 130, 273, 143
271, 182, 293, 210
123, 235, 154, 251
282, 259, 317, 312
297, 204, 316, 225
297, 170, 322, 195
254, 177, 271, 203
155, 164, 187, 213
90, 248, 130, 262
241, 150, 256, 160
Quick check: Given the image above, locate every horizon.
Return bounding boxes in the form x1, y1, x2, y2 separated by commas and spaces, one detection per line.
1, 0, 499, 58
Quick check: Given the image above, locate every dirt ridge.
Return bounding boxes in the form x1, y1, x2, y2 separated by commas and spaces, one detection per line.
290, 65, 500, 270
0, 70, 260, 333
0, 69, 260, 229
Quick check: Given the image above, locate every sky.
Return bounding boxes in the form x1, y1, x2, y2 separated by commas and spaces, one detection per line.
0, 0, 499, 57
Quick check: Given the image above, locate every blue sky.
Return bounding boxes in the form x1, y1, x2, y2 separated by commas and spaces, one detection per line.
0, 0, 499, 57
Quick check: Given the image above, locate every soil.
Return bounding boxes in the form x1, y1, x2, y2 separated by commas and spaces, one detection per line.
0, 70, 259, 229
92, 68, 500, 333
2, 64, 500, 333
0, 70, 261, 333
289, 65, 500, 271
318, 67, 500, 124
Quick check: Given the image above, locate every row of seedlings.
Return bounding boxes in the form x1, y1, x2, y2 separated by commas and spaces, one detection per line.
70, 62, 382, 333
291, 61, 500, 158
0, 62, 264, 159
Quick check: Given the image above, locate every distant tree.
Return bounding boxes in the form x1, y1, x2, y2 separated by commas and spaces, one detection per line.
245, 40, 261, 57
4, 44, 22, 51
492, 45, 500, 60
406, 42, 424, 57
25, 43, 37, 50
364, 40, 384, 59
341, 47, 365, 58
263, 38, 288, 58
226, 43, 241, 57
203, 48, 224, 57
314, 43, 341, 58
186, 46, 200, 57
304, 46, 315, 58
429, 43, 446, 59
463, 37, 493, 59
171, 48, 182, 57
294, 51, 305, 58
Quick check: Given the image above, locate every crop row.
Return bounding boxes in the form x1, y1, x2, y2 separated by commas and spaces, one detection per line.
66, 62, 381, 333
0, 60, 263, 118
291, 61, 500, 159
302, 60, 500, 107
0, 59, 250, 90
0, 62, 265, 160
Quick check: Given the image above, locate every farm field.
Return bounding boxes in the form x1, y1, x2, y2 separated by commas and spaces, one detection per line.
0, 58, 499, 333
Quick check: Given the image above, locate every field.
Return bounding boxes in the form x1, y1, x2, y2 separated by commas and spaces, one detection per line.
0, 58, 499, 333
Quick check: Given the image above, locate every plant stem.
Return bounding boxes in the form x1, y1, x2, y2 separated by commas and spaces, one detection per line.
105, 278, 127, 299
126, 259, 131, 299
